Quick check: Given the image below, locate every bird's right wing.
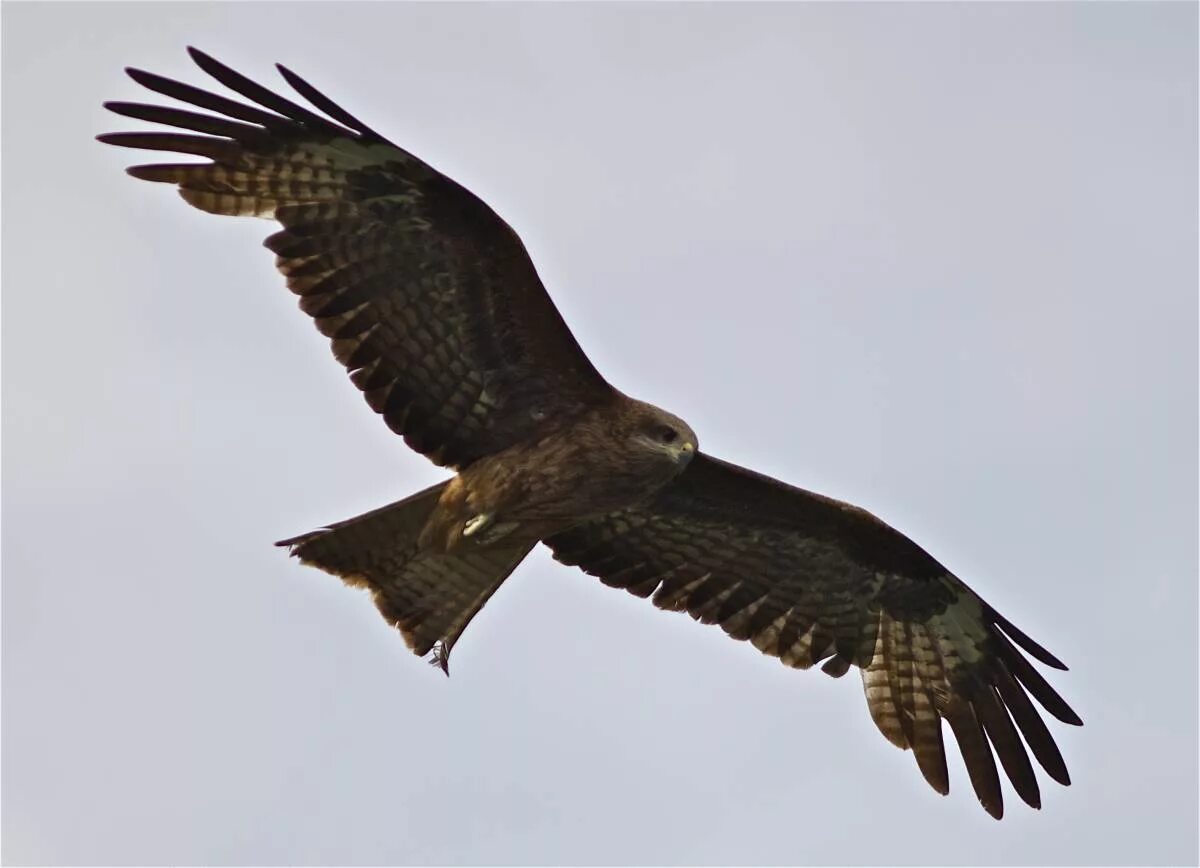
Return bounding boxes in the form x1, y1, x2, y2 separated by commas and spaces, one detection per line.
100, 49, 614, 470
545, 453, 1081, 819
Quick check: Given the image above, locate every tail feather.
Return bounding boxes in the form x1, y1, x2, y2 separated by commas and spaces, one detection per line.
277, 482, 533, 672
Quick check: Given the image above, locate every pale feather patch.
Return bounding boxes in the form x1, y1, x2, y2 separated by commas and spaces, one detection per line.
862, 610, 907, 749
750, 610, 792, 657
719, 593, 770, 639
780, 622, 820, 669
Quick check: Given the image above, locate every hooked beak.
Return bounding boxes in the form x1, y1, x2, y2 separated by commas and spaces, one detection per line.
677, 440, 696, 463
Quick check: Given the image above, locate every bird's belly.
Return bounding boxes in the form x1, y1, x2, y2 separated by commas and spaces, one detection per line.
463, 438, 665, 536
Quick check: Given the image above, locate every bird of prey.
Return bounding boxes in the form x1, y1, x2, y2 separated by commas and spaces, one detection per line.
100, 48, 1080, 819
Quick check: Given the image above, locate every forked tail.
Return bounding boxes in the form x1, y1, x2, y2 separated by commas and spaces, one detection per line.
276, 482, 534, 672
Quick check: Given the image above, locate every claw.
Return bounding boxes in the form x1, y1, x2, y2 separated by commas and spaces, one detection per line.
462, 513, 492, 537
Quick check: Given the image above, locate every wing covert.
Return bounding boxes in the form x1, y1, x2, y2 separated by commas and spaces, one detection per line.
100, 48, 612, 469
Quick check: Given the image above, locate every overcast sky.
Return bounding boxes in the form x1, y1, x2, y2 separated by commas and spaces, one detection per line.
3, 3, 1196, 865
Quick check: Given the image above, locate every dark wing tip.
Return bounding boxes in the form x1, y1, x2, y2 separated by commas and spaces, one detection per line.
122, 165, 186, 183
178, 45, 349, 137
274, 528, 332, 550
990, 606, 1070, 670
125, 66, 159, 87
274, 61, 386, 141
186, 45, 215, 67
186, 46, 241, 87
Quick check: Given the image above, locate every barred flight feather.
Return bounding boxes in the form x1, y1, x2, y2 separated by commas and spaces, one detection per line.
546, 452, 1081, 819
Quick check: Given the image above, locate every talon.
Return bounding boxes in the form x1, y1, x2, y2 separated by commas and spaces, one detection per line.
463, 513, 492, 537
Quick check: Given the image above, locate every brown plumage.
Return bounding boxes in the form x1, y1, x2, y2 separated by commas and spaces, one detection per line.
100, 48, 1080, 819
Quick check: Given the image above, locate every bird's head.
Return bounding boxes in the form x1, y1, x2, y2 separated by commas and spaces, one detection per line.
628, 401, 698, 470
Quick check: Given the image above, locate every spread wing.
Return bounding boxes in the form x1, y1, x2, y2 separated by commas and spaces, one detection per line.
545, 454, 1081, 819
99, 48, 612, 469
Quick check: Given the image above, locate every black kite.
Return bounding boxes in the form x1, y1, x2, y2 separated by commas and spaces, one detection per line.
100, 48, 1081, 819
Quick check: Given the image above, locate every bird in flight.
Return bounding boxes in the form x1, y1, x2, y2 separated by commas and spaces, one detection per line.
100, 48, 1080, 819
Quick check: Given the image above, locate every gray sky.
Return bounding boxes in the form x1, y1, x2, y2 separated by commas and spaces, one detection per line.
3, 2, 1196, 865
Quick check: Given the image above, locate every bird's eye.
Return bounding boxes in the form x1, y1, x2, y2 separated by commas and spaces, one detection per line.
658, 426, 679, 444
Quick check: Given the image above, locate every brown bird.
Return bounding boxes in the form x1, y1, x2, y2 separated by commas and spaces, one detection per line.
100, 48, 1081, 819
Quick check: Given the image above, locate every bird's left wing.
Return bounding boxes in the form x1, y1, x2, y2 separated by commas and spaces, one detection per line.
100, 49, 613, 470
544, 453, 1081, 819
